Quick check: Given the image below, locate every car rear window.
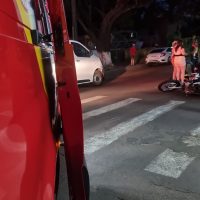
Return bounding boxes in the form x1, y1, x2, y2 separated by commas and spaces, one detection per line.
149, 48, 165, 53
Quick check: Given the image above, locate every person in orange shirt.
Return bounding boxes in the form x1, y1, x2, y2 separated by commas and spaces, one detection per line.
129, 43, 136, 66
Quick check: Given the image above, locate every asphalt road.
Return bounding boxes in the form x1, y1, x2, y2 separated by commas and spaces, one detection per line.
79, 63, 200, 200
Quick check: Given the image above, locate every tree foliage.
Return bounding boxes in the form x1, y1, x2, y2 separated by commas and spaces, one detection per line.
77, 0, 153, 51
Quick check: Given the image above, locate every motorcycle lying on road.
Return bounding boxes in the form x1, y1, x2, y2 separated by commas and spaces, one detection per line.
158, 65, 200, 95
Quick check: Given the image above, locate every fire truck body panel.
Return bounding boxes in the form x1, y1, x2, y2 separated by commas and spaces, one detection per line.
0, 2, 57, 200
48, 1, 88, 198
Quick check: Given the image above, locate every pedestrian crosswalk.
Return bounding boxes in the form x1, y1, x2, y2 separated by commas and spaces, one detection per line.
81, 96, 106, 104
83, 98, 141, 120
84, 100, 184, 154
144, 148, 195, 178
182, 126, 200, 147
81, 95, 200, 179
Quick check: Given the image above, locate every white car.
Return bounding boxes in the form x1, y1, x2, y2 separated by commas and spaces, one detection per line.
70, 40, 104, 85
145, 47, 172, 65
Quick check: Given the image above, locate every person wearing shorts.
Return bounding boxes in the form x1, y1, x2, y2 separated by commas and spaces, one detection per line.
173, 39, 187, 85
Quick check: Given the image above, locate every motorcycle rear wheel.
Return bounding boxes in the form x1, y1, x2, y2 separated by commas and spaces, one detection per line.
158, 80, 180, 92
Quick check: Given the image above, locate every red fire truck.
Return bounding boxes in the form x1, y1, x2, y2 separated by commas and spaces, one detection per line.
0, 0, 89, 199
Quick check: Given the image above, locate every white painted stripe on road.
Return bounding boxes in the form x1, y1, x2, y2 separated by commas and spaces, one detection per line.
85, 100, 185, 154
182, 136, 200, 147
83, 98, 141, 120
191, 126, 200, 136
145, 148, 195, 178
81, 96, 107, 104
182, 126, 200, 147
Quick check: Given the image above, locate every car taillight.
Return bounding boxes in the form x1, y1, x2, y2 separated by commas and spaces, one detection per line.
160, 53, 166, 57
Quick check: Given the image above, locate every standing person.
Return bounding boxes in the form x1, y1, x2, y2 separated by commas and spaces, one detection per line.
191, 40, 199, 72
129, 43, 136, 66
173, 39, 187, 85
171, 40, 178, 80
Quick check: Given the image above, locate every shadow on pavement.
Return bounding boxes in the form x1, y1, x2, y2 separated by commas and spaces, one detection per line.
90, 186, 137, 200
103, 66, 126, 84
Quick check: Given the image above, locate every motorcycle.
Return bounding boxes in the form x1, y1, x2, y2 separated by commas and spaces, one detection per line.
158, 64, 200, 95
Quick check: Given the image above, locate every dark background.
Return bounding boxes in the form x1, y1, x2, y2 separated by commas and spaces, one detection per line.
64, 0, 200, 50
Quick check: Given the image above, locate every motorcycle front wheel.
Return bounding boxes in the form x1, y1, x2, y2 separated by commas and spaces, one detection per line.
158, 80, 180, 92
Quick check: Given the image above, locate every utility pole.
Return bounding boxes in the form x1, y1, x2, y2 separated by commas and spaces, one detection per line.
71, 0, 77, 40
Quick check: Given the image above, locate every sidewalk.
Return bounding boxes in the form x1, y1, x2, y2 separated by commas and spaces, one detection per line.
103, 63, 127, 82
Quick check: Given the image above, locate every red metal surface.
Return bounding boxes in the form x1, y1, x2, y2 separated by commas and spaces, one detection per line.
0, 4, 26, 42
0, 2, 56, 200
48, 0, 87, 199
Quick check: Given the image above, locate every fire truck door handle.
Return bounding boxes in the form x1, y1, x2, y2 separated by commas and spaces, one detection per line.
57, 81, 66, 87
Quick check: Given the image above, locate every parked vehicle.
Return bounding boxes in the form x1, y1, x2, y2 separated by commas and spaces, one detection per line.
0, 1, 89, 200
145, 47, 172, 65
70, 40, 104, 86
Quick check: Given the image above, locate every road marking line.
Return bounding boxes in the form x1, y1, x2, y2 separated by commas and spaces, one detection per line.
81, 96, 107, 104
182, 136, 200, 147
191, 126, 200, 136
182, 126, 200, 147
84, 100, 185, 154
83, 98, 141, 120
144, 148, 195, 178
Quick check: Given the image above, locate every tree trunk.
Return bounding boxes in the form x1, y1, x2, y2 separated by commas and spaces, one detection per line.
97, 23, 112, 51
95, 1, 152, 51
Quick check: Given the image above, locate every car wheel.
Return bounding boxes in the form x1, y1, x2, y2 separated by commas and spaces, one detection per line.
93, 70, 103, 86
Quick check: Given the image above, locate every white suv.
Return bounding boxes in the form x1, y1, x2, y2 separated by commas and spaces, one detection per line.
70, 40, 104, 86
